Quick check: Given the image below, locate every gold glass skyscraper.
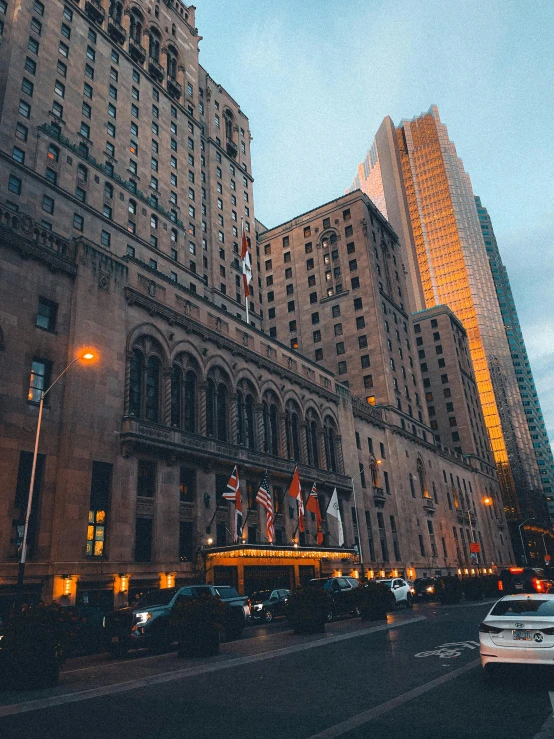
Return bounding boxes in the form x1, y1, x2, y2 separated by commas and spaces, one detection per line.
351, 106, 544, 522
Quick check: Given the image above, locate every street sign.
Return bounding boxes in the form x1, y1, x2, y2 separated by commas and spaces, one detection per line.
469, 542, 480, 553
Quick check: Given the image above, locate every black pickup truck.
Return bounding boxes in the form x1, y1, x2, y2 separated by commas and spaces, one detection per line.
104, 584, 249, 658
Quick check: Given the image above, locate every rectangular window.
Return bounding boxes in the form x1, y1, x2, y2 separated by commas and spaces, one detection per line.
13, 450, 45, 558
12, 146, 25, 164
135, 518, 153, 562
8, 174, 22, 195
42, 195, 54, 214
36, 297, 57, 331
18, 100, 31, 118
86, 461, 112, 558
73, 213, 84, 231
28, 358, 51, 403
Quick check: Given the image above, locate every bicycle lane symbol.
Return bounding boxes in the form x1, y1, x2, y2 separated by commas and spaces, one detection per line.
415, 641, 480, 660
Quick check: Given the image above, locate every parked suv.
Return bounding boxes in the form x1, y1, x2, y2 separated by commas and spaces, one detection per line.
307, 577, 360, 621
413, 577, 438, 601
104, 585, 247, 658
498, 567, 554, 595
249, 589, 291, 623
376, 578, 413, 608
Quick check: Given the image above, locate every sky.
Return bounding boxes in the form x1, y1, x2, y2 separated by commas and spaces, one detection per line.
195, 0, 554, 447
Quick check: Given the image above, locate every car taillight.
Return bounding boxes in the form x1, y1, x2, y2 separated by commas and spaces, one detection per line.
247, 599, 251, 608
479, 622, 503, 634
533, 578, 544, 592
497, 580, 503, 591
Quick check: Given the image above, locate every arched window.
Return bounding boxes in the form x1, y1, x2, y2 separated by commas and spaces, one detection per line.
130, 9, 143, 43
184, 371, 196, 433
145, 355, 160, 423
206, 379, 216, 437
417, 458, 426, 497
149, 28, 160, 61
291, 413, 300, 461
109, 0, 123, 23
129, 350, 143, 417
77, 164, 88, 183
310, 420, 319, 468
324, 424, 337, 472
170, 365, 181, 427
236, 391, 244, 445
270, 405, 278, 456
172, 23, 176, 36
224, 111, 233, 142
167, 45, 178, 80
217, 383, 227, 441
47, 144, 59, 162
245, 395, 255, 450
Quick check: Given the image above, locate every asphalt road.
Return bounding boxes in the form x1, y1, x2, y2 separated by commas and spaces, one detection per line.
1, 600, 553, 739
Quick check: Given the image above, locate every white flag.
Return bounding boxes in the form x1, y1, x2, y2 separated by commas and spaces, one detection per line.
326, 488, 344, 547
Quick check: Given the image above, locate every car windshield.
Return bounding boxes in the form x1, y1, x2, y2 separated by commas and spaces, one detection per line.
378, 580, 393, 588
491, 599, 554, 617
250, 590, 272, 603
216, 587, 239, 599
134, 588, 177, 608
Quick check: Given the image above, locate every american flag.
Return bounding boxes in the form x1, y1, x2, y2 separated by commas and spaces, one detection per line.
255, 470, 274, 543
223, 465, 242, 542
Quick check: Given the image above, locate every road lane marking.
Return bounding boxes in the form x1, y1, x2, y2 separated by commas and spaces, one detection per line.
414, 641, 480, 659
0, 616, 426, 718
306, 658, 481, 739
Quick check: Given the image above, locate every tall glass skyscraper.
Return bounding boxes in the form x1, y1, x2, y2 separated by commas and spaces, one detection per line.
351, 106, 546, 523
475, 196, 554, 512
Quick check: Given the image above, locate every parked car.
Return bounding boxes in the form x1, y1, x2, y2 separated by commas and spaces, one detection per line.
413, 577, 438, 601
307, 577, 360, 621
213, 585, 251, 623
103, 585, 247, 658
498, 567, 554, 595
376, 578, 413, 608
249, 589, 291, 623
479, 593, 554, 675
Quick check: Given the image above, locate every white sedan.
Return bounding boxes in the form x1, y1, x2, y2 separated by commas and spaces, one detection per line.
479, 593, 554, 673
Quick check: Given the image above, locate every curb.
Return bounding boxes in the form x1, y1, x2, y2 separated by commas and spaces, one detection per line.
534, 714, 554, 739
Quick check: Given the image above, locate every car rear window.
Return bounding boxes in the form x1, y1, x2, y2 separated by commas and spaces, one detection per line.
491, 599, 554, 617
216, 587, 239, 598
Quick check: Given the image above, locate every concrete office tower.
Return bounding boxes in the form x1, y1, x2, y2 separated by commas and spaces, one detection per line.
475, 196, 554, 515
351, 107, 542, 522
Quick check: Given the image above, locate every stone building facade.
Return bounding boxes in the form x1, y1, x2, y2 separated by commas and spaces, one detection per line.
0, 1, 514, 608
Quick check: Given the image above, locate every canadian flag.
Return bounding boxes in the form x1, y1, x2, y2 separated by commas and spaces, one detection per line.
241, 227, 252, 298
306, 482, 323, 545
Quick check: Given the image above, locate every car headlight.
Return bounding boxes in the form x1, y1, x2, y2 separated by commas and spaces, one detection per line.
135, 611, 152, 624
253, 604, 263, 611
426, 586, 434, 593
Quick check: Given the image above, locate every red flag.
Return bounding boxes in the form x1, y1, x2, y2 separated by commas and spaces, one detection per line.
223, 465, 242, 542
287, 466, 304, 533
306, 482, 323, 545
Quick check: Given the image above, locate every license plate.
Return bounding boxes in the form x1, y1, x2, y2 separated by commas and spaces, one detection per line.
111, 636, 119, 645
515, 584, 524, 590
512, 630, 531, 641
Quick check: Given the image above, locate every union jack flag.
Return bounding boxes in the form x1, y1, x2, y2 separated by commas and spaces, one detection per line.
223, 465, 242, 542
256, 470, 274, 543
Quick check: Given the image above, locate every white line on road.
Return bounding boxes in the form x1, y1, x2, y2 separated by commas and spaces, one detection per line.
0, 615, 426, 719
306, 658, 481, 739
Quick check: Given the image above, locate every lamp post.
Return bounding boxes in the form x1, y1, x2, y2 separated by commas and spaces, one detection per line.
518, 518, 535, 567
350, 457, 381, 583
15, 350, 96, 602
466, 497, 492, 568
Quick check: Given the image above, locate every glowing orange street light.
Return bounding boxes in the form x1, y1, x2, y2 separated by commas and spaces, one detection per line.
483, 497, 493, 505
16, 348, 98, 603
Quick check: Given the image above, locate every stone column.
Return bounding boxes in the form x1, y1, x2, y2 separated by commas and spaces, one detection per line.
255, 403, 264, 452
198, 382, 207, 436
336, 435, 345, 475
123, 350, 132, 415
230, 393, 238, 445
318, 431, 327, 471
279, 413, 287, 458
163, 368, 172, 427
300, 422, 309, 465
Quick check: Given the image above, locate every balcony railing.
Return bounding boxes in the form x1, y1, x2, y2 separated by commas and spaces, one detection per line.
85, 0, 105, 24
373, 487, 386, 507
226, 141, 238, 159
423, 497, 435, 514
167, 76, 182, 100
148, 57, 165, 82
129, 37, 146, 64
108, 17, 126, 44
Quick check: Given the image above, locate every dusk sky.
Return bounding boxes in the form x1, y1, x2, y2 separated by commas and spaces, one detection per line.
196, 0, 554, 448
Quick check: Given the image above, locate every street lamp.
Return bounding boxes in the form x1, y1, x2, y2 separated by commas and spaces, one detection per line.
466, 498, 493, 567
518, 518, 535, 567
15, 350, 97, 602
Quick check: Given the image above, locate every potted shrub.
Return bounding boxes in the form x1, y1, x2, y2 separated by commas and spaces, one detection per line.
170, 593, 225, 658
285, 587, 328, 634
0, 602, 68, 690
436, 576, 462, 605
358, 581, 394, 621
